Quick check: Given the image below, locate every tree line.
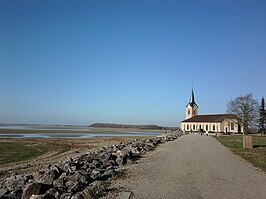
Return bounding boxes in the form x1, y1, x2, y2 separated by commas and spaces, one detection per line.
227, 94, 266, 135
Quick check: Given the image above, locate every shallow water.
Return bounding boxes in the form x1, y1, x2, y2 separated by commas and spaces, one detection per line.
0, 132, 162, 138
0, 124, 163, 138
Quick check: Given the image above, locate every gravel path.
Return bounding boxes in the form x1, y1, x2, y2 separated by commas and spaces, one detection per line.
113, 134, 266, 199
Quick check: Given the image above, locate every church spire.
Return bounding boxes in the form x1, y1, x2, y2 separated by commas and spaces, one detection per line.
187, 88, 198, 108
190, 89, 195, 104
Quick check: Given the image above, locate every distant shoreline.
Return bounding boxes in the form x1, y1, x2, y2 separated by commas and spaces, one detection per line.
89, 123, 177, 130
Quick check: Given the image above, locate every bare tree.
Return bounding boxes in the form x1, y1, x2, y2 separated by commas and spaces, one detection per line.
227, 94, 259, 134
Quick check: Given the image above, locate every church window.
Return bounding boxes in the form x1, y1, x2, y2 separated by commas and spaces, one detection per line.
231, 122, 234, 130
193, 124, 195, 130
206, 125, 208, 131
213, 125, 215, 131
188, 110, 190, 115
187, 124, 189, 130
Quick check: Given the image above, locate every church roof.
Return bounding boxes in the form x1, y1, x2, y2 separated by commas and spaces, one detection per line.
186, 89, 199, 108
181, 114, 240, 123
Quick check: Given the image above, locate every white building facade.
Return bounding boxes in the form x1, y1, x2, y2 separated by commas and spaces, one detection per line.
180, 90, 243, 133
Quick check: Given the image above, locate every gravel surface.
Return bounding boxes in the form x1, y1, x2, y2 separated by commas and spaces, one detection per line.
112, 134, 266, 199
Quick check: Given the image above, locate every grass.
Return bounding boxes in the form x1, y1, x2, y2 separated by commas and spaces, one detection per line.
113, 169, 127, 180
215, 135, 266, 172
0, 141, 71, 165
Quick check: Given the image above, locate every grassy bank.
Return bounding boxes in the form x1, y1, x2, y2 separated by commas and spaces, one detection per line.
0, 141, 71, 165
215, 135, 266, 172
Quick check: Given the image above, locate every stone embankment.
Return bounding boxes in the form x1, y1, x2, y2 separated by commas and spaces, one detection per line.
0, 130, 182, 199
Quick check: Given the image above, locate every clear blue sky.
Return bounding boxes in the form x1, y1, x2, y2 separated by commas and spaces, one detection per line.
1, 0, 265, 126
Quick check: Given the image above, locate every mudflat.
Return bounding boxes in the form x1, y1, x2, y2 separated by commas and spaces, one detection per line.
112, 134, 266, 199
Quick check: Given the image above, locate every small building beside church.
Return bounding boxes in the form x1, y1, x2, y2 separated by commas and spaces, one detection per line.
180, 90, 243, 134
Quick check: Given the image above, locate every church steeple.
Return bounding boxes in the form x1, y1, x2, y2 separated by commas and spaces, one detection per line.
186, 89, 199, 119
190, 89, 195, 104
187, 89, 198, 108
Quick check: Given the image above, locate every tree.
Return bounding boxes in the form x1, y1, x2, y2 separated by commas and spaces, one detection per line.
258, 97, 266, 135
227, 93, 259, 135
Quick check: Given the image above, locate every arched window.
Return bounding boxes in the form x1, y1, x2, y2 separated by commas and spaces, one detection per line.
206, 125, 208, 131
193, 110, 196, 115
187, 124, 189, 130
213, 125, 215, 131
188, 110, 190, 115
231, 122, 234, 130
193, 124, 195, 130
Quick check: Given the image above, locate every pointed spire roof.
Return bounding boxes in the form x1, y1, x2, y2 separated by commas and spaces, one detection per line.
190, 89, 195, 104
186, 88, 199, 108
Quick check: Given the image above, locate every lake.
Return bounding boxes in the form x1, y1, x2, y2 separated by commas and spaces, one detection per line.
0, 124, 163, 138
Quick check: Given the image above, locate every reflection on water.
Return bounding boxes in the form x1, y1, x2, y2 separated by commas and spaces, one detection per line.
0, 126, 91, 131
0, 132, 162, 138
0, 124, 163, 138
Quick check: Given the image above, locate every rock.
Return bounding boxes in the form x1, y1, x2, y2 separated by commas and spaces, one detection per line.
33, 167, 60, 185
38, 171, 56, 185
65, 181, 83, 193
108, 153, 117, 161
98, 159, 111, 169
90, 181, 107, 197
22, 183, 42, 199
53, 174, 66, 193
4, 187, 23, 199
48, 165, 62, 179
46, 188, 58, 196
67, 171, 87, 184
33, 171, 45, 182
5, 175, 29, 191
71, 187, 96, 199
0, 187, 8, 196
30, 195, 43, 199
92, 159, 101, 168
29, 194, 51, 199
100, 169, 115, 180
63, 171, 90, 192
115, 155, 127, 166
60, 192, 73, 199
53, 176, 65, 189
59, 160, 78, 174
90, 169, 101, 180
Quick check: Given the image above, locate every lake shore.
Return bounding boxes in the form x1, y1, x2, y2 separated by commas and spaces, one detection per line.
0, 136, 155, 180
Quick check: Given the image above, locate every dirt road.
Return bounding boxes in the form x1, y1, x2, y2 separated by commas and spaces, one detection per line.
113, 134, 266, 199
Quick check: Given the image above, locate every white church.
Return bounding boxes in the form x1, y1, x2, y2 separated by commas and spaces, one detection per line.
180, 90, 243, 134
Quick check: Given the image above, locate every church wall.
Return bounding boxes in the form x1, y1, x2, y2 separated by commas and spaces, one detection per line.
181, 122, 221, 132
221, 119, 240, 133
180, 120, 242, 133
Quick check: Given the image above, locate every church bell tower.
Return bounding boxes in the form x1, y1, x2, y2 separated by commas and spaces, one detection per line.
186, 89, 199, 119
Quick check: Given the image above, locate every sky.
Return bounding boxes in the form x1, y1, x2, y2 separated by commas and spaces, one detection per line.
0, 0, 265, 127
